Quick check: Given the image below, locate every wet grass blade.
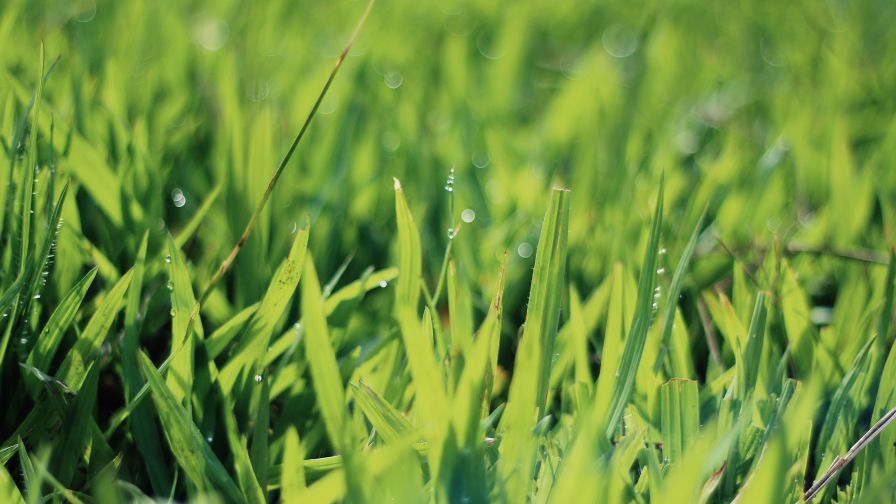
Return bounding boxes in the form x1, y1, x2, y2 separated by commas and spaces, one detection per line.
605, 178, 664, 440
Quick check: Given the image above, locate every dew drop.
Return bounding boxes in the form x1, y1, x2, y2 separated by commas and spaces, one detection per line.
656, 267, 666, 275
517, 242, 533, 259
167, 280, 174, 291
33, 294, 41, 300
461, 208, 476, 223
383, 71, 403, 89
171, 188, 187, 208
19, 338, 28, 345
378, 280, 388, 288
658, 247, 667, 255
447, 227, 455, 239
165, 255, 172, 263
254, 374, 263, 383
170, 309, 176, 317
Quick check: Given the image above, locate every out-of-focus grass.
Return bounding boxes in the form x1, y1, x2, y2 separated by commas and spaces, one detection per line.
1, 0, 896, 501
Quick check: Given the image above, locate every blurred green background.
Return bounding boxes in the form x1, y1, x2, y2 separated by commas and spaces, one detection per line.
3, 0, 895, 377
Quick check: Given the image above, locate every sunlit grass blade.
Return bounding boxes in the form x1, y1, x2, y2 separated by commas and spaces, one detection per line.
56, 269, 133, 392
499, 186, 569, 503
660, 378, 699, 466
393, 178, 422, 312
0, 462, 24, 504
281, 426, 307, 501
657, 209, 705, 378
165, 234, 202, 408
604, 178, 664, 440
301, 254, 365, 502
218, 219, 309, 396
24, 267, 97, 391
351, 381, 417, 443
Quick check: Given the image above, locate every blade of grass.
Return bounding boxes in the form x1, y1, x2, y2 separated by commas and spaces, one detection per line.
498, 187, 569, 503
605, 177, 664, 440
137, 351, 243, 502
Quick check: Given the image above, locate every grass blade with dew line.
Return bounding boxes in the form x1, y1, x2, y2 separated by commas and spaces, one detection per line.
165, 234, 202, 409
23, 267, 97, 394
655, 208, 705, 378
185, 0, 376, 333
604, 176, 664, 441
220, 384, 266, 504
498, 187, 569, 503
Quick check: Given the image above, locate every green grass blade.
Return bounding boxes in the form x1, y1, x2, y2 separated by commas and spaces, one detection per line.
137, 351, 243, 502
0, 462, 24, 504
56, 269, 133, 392
120, 232, 171, 495
165, 234, 202, 407
218, 218, 309, 396
605, 178, 664, 440
660, 378, 699, 465
301, 254, 365, 501
50, 362, 99, 487
24, 267, 97, 385
281, 426, 307, 500
393, 178, 422, 312
657, 210, 705, 378
351, 381, 417, 443
499, 187, 569, 503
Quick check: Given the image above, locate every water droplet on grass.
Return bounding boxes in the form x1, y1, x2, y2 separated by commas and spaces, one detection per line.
461, 209, 476, 223
517, 242, 533, 258
378, 280, 388, 288
384, 71, 403, 89
165, 255, 171, 263
171, 188, 187, 208
254, 374, 263, 383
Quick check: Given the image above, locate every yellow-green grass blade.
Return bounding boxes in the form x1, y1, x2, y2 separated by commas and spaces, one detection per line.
351, 381, 417, 444
280, 426, 307, 500
56, 269, 133, 392
604, 178, 664, 440
393, 178, 422, 312
660, 378, 699, 466
499, 187, 569, 503
301, 254, 365, 502
165, 234, 203, 408
0, 462, 24, 504
218, 218, 309, 396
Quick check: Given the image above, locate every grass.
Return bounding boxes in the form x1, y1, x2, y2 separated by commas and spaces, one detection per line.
2, 0, 896, 502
